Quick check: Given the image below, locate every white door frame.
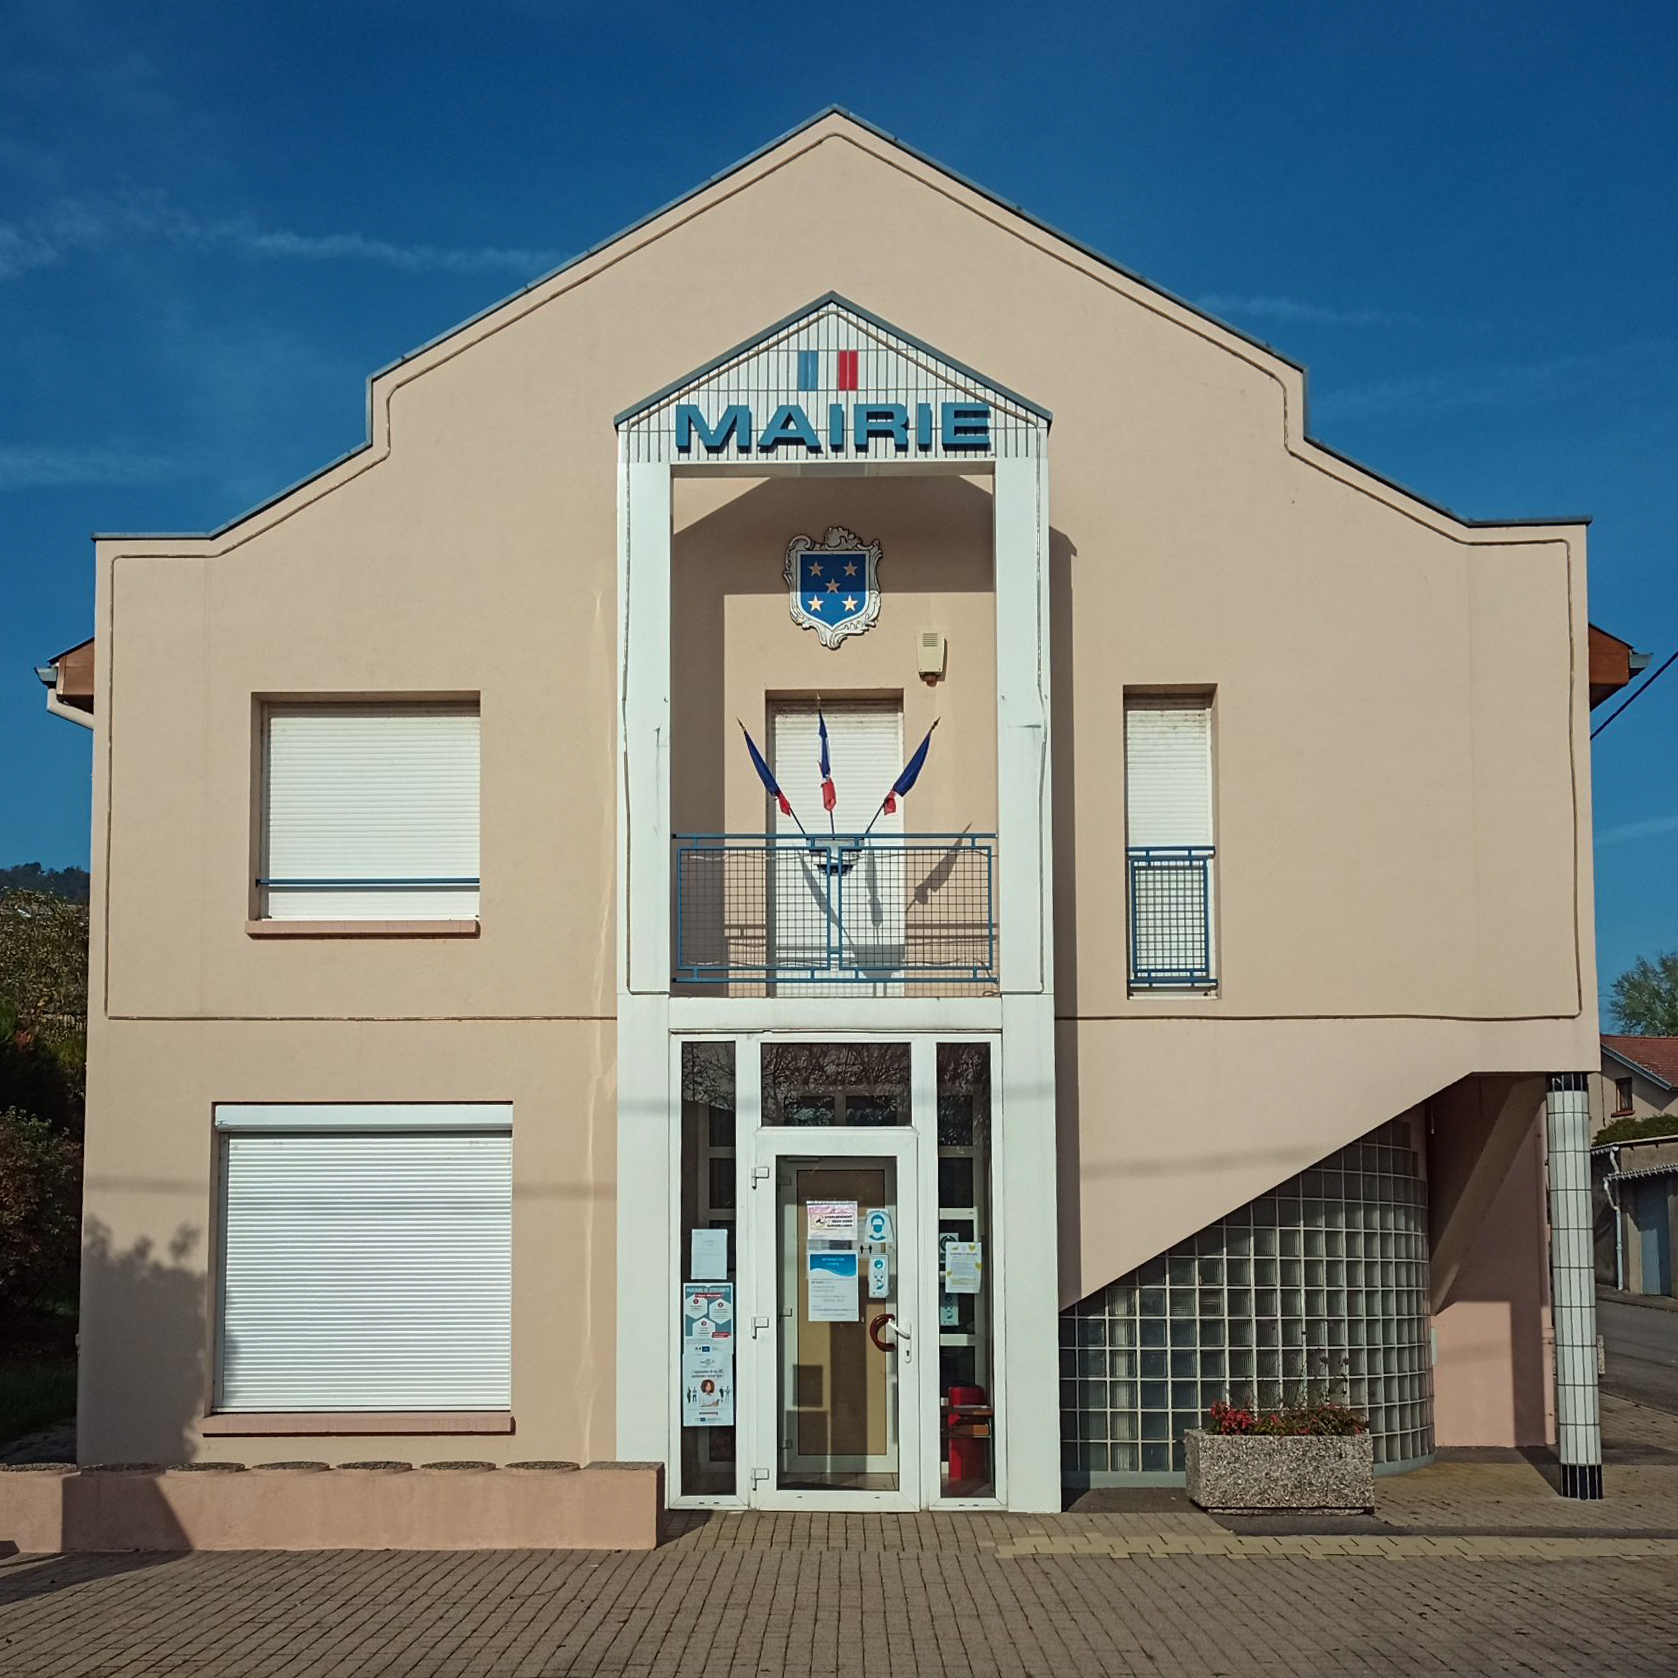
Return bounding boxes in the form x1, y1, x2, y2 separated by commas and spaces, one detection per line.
665, 1030, 1005, 1511
749, 1125, 921, 1510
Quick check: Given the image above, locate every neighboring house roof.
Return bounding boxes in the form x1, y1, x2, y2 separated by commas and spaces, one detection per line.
1602, 1035, 1678, 1091
35, 635, 94, 727
1589, 623, 1650, 709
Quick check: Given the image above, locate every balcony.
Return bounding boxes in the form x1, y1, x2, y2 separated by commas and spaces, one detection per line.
673, 833, 997, 987
1128, 845, 1216, 988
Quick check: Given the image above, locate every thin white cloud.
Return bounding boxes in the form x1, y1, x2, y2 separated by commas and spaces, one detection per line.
1197, 293, 1419, 329
1597, 812, 1678, 847
1316, 341, 1678, 420
0, 189, 560, 281
0, 442, 188, 490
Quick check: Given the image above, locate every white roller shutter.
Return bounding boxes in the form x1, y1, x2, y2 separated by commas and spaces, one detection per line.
770, 702, 904, 974
1124, 697, 1212, 847
263, 704, 480, 919
770, 702, 904, 837
216, 1105, 511, 1412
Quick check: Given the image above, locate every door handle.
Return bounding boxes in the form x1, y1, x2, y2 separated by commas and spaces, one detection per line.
869, 1314, 913, 1362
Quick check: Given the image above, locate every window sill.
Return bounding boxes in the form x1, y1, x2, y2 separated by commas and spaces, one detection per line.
201, 1412, 513, 1436
246, 920, 480, 939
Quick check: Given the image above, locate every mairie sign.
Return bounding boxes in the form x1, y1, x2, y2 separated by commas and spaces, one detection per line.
674, 400, 992, 456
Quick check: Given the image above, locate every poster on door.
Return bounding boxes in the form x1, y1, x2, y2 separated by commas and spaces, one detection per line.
682, 1282, 735, 1352
681, 1344, 735, 1427
806, 1249, 861, 1322
807, 1201, 858, 1242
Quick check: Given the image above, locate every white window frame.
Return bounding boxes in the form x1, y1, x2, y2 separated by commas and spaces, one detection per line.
212, 1103, 512, 1416
257, 699, 481, 923
1124, 692, 1217, 991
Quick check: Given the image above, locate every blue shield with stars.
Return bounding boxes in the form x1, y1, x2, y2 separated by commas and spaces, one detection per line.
784, 526, 883, 649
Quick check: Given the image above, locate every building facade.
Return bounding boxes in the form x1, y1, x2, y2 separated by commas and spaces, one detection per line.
47, 112, 1618, 1520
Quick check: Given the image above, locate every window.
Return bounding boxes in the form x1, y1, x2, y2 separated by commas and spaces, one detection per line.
1125, 694, 1215, 988
1614, 1076, 1635, 1117
215, 1104, 512, 1413
768, 700, 904, 974
260, 702, 480, 921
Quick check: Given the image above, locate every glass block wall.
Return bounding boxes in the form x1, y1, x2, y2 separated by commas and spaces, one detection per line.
1060, 1119, 1432, 1481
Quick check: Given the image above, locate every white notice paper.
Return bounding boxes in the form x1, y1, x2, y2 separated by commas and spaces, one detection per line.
807, 1201, 858, 1241
690, 1227, 729, 1280
943, 1241, 983, 1295
807, 1250, 861, 1322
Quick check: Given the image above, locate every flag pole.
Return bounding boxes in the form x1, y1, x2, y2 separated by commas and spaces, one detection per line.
818, 694, 836, 840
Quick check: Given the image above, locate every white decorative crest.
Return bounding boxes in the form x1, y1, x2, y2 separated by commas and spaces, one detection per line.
785, 526, 882, 649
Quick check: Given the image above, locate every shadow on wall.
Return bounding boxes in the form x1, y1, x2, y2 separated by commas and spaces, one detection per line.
1429, 1093, 1552, 1449
669, 473, 1008, 836
0, 1219, 206, 1587
67, 1218, 204, 1547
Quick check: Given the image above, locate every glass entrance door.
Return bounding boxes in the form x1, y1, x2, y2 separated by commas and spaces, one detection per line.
749, 1129, 919, 1508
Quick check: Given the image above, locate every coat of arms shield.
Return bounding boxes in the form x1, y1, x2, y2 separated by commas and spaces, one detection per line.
784, 526, 882, 649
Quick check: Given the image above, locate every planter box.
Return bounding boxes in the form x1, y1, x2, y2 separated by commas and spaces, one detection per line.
1185, 1429, 1374, 1514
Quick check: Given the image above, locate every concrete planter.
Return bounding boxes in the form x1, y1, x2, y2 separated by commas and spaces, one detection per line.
1184, 1429, 1374, 1514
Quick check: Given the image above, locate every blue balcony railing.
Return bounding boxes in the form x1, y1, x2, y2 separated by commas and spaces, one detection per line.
673, 833, 996, 985
1127, 845, 1216, 987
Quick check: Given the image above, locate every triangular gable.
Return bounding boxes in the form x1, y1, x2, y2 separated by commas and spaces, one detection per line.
616, 293, 1049, 466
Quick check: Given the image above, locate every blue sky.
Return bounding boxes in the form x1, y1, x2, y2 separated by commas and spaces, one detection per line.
3, 0, 1675, 1008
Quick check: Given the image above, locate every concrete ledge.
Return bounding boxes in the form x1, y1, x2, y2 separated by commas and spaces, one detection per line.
245, 920, 480, 938
0, 1460, 662, 1553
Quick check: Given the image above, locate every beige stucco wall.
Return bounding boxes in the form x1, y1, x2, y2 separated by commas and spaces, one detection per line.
78, 1019, 616, 1467
80, 114, 1598, 1464
671, 472, 996, 839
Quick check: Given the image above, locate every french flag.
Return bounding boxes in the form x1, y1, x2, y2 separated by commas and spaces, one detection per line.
818, 707, 837, 812
740, 721, 792, 817
797, 349, 860, 392
883, 720, 938, 814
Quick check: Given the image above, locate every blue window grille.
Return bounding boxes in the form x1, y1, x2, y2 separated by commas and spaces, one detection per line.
673, 834, 996, 985
1127, 846, 1215, 987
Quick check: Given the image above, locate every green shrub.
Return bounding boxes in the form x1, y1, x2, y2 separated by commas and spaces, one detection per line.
1595, 1113, 1678, 1145
0, 1108, 82, 1315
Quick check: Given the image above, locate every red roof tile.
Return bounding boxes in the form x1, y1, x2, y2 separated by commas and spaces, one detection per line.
1602, 1035, 1678, 1089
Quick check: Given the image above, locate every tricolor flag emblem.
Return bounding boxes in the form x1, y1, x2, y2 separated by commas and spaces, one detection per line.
796, 349, 860, 392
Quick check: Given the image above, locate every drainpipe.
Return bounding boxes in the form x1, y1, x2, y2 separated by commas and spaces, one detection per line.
1607, 1145, 1624, 1292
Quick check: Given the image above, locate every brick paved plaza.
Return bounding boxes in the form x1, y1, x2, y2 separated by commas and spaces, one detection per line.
4, 1396, 1677, 1677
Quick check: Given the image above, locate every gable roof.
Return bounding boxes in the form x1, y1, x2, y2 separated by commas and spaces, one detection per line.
91, 107, 1596, 546
1602, 1035, 1678, 1090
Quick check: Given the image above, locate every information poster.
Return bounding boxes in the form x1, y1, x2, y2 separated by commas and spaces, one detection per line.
681, 1344, 734, 1427
807, 1249, 861, 1322
943, 1241, 983, 1295
682, 1282, 735, 1350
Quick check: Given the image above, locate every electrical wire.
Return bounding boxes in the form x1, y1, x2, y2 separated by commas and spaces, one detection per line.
1591, 649, 1677, 740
